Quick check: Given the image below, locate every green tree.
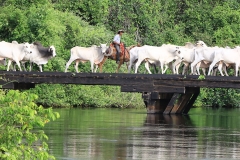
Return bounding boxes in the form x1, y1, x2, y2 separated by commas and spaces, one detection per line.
0, 90, 60, 160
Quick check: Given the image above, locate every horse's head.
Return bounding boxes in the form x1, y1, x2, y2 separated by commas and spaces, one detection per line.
104, 43, 116, 56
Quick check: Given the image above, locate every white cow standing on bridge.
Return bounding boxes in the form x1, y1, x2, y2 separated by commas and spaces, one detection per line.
207, 47, 240, 76
65, 44, 110, 73
190, 45, 222, 75
0, 41, 33, 71
11, 41, 57, 72
173, 41, 208, 75
133, 44, 184, 74
128, 46, 161, 74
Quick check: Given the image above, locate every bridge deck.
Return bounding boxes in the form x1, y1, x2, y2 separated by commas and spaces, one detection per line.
0, 71, 240, 92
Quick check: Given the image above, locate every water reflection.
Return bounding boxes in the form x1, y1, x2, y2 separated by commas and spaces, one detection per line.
145, 114, 192, 126
44, 108, 240, 160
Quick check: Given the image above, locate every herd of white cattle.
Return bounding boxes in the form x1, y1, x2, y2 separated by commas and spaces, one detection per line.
128, 41, 240, 76
1, 40, 240, 77
0, 40, 56, 72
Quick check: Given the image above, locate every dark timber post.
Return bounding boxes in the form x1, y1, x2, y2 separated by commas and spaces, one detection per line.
142, 92, 173, 114
142, 87, 200, 114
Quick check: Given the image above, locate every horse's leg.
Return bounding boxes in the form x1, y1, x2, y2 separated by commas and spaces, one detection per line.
116, 59, 123, 73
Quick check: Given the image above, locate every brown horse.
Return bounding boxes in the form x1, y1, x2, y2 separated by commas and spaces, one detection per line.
106, 43, 139, 73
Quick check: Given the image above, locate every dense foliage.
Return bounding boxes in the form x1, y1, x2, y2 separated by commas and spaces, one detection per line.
0, 0, 239, 108
0, 90, 59, 159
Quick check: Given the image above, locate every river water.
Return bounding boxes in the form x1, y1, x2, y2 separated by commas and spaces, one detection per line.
44, 108, 240, 160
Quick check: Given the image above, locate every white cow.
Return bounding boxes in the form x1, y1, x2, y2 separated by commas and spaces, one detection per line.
173, 41, 208, 75
134, 44, 184, 74
28, 42, 56, 72
128, 46, 171, 74
0, 41, 33, 71
65, 44, 109, 73
13, 41, 57, 72
208, 48, 240, 76
190, 46, 221, 75
128, 46, 157, 74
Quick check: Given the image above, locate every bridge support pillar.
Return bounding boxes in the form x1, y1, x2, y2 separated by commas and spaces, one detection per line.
142, 92, 173, 114
142, 87, 200, 114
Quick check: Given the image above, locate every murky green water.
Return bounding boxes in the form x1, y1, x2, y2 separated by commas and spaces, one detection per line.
44, 108, 240, 160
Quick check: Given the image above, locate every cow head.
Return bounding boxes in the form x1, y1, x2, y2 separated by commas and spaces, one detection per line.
99, 43, 109, 55
48, 46, 56, 57
175, 47, 184, 60
196, 40, 207, 47
23, 42, 33, 54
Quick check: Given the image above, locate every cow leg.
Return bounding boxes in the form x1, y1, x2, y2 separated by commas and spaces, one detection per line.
75, 60, 80, 73
182, 63, 189, 75
21, 62, 27, 72
29, 62, 33, 71
217, 62, 224, 76
173, 59, 182, 74
235, 63, 239, 76
162, 63, 168, 74
196, 62, 201, 75
12, 62, 17, 71
175, 63, 181, 74
7, 60, 12, 71
65, 58, 76, 72
201, 68, 206, 76
14, 60, 22, 71
128, 59, 134, 73
159, 61, 164, 74
90, 61, 94, 73
223, 64, 229, 76
94, 64, 99, 73
38, 65, 43, 72
134, 59, 143, 73
208, 60, 219, 76
191, 59, 202, 75
144, 61, 152, 74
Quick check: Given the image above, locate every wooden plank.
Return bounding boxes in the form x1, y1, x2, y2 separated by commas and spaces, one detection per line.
154, 79, 240, 89
163, 93, 180, 114
121, 85, 185, 93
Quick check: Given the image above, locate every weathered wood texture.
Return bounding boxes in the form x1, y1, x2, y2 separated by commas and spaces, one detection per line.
0, 71, 240, 90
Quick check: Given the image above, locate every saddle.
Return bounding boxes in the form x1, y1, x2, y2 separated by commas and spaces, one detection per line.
109, 42, 125, 56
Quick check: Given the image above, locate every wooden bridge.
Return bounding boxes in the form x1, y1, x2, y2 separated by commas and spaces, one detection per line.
1, 70, 240, 114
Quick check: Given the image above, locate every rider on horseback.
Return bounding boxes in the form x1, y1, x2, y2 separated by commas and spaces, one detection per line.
113, 30, 124, 64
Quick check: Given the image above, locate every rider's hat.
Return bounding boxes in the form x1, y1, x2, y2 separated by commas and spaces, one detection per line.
118, 30, 124, 34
